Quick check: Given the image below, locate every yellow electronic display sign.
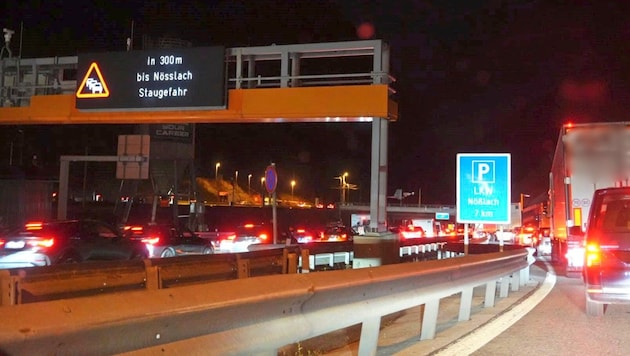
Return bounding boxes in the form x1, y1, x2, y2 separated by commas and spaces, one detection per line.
76, 62, 110, 98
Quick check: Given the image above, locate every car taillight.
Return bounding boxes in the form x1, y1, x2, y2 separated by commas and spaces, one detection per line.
227, 234, 236, 240
141, 237, 160, 245
259, 233, 268, 240
586, 243, 601, 267
296, 229, 306, 233
27, 238, 54, 248
0, 239, 5, 246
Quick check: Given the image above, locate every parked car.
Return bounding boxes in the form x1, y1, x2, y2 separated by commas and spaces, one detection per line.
584, 187, 630, 316
0, 219, 148, 269
124, 223, 214, 258
219, 223, 271, 252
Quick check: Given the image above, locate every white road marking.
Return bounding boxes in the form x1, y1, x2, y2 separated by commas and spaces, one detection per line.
434, 261, 556, 356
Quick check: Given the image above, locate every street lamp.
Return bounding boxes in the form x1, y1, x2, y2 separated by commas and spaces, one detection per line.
215, 162, 221, 181
248, 174, 252, 196
342, 172, 348, 205
334, 172, 349, 205
291, 180, 296, 201
232, 170, 238, 204
260, 177, 266, 207
520, 193, 531, 226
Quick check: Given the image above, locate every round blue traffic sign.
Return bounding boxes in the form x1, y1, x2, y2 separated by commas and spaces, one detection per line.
265, 165, 277, 194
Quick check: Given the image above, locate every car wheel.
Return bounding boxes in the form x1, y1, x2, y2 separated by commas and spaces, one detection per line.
202, 246, 214, 254
160, 247, 176, 258
585, 294, 605, 316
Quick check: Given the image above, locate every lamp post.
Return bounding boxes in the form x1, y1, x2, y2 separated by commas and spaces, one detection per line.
291, 180, 296, 202
520, 193, 531, 226
334, 172, 349, 205
215, 162, 220, 181
232, 170, 238, 205
248, 174, 252, 197
342, 172, 348, 205
260, 177, 265, 206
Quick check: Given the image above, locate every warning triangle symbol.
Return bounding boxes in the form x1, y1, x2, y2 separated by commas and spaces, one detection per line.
76, 62, 110, 98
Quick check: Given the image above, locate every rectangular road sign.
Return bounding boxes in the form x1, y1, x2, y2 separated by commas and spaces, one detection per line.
456, 153, 511, 224
435, 212, 450, 220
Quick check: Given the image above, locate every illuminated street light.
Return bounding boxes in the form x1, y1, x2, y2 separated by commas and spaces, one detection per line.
520, 193, 531, 226
291, 180, 296, 201
248, 174, 252, 197
215, 162, 221, 181
334, 172, 349, 205
232, 170, 238, 205
260, 177, 266, 207
342, 172, 348, 205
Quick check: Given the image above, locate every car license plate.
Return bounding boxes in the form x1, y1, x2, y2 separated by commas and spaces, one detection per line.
5, 241, 25, 249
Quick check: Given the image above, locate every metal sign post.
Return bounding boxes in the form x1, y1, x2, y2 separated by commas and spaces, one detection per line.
456, 153, 511, 254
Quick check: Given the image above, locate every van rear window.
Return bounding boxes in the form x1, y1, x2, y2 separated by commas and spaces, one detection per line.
596, 196, 630, 233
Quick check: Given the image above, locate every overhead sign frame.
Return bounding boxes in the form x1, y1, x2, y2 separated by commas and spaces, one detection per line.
456, 153, 511, 224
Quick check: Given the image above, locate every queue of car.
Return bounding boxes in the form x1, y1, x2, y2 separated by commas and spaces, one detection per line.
0, 219, 149, 269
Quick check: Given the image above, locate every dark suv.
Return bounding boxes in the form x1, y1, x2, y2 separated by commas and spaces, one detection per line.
583, 187, 630, 316
0, 219, 148, 269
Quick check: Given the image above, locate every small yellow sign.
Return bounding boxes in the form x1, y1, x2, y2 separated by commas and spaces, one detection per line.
76, 62, 110, 98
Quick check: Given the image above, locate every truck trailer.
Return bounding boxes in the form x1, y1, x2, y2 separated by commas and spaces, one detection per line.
549, 121, 630, 274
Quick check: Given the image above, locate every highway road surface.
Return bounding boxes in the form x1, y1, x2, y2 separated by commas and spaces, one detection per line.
297, 256, 630, 355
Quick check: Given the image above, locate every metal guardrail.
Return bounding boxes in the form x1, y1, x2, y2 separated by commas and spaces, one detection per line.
0, 249, 533, 355
0, 247, 295, 306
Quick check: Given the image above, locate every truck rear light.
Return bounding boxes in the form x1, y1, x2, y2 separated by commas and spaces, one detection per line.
585, 243, 601, 267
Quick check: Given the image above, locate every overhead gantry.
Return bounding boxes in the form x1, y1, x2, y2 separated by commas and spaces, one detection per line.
0, 39, 397, 233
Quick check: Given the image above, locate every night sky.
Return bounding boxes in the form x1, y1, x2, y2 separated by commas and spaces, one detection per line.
1, 1, 629, 204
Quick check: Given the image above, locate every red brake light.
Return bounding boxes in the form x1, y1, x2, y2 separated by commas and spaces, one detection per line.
259, 233, 268, 240
227, 234, 236, 240
124, 226, 144, 235
27, 238, 54, 248
586, 243, 601, 267
25, 222, 44, 231
244, 224, 254, 228
296, 229, 306, 233
141, 237, 160, 245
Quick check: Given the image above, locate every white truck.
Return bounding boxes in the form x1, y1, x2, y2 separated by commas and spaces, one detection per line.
549, 121, 630, 274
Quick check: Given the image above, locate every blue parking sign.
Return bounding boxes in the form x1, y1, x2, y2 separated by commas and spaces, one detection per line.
456, 153, 511, 224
